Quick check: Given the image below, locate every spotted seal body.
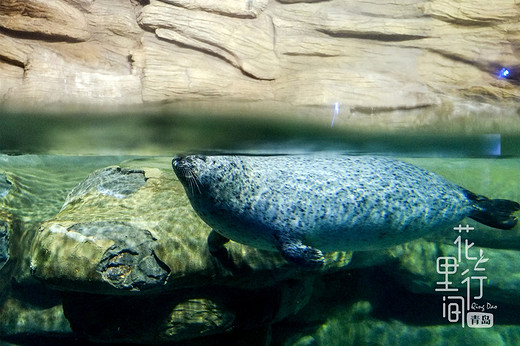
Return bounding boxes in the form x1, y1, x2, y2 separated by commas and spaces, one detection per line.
172, 155, 519, 267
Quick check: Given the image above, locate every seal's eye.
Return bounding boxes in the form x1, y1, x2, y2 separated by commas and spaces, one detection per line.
172, 156, 187, 169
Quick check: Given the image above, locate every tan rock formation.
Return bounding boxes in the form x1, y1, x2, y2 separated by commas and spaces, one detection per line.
160, 0, 270, 18
0, 0, 90, 41
0, 0, 518, 108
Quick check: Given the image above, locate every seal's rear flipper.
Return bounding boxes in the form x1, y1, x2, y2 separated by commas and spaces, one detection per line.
466, 190, 520, 230
276, 235, 324, 268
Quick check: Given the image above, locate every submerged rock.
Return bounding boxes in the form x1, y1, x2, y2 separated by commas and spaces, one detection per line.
57, 221, 170, 291
289, 301, 520, 345
0, 211, 15, 303
0, 219, 9, 271
272, 267, 520, 345
0, 211, 68, 344
29, 160, 350, 343
0, 291, 72, 342
63, 278, 313, 343
383, 238, 520, 306
0, 173, 12, 198
31, 163, 351, 294
64, 167, 147, 202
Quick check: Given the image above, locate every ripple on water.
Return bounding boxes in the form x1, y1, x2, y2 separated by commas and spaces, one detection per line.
0, 155, 136, 222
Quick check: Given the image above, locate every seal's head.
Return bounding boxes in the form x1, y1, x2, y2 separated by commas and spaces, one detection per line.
172, 155, 207, 195
172, 155, 238, 196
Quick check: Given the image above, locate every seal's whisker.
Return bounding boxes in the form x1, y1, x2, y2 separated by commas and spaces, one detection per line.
189, 171, 202, 194
188, 178, 196, 195
177, 165, 201, 195
187, 178, 195, 196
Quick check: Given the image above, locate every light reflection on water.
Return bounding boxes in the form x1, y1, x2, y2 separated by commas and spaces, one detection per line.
0, 103, 519, 157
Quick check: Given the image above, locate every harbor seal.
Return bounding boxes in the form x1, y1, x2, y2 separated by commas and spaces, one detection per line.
172, 155, 519, 267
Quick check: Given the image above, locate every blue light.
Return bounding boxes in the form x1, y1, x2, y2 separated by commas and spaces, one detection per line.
498, 67, 510, 79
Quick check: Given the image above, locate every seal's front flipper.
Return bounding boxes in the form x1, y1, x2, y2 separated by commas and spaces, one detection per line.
207, 230, 235, 268
208, 229, 230, 253
465, 190, 520, 230
276, 236, 324, 268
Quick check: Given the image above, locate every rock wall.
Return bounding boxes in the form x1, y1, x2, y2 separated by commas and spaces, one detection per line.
0, 0, 518, 108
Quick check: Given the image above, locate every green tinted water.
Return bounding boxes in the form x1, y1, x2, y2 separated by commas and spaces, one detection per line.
1, 103, 520, 156
1, 104, 520, 344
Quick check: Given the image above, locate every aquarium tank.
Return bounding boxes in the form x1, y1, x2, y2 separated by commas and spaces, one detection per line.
0, 0, 519, 345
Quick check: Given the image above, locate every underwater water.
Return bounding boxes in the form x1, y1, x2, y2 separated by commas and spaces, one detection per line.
1, 104, 520, 345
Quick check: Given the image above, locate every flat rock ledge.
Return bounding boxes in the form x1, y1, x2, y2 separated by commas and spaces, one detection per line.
0, 0, 518, 109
